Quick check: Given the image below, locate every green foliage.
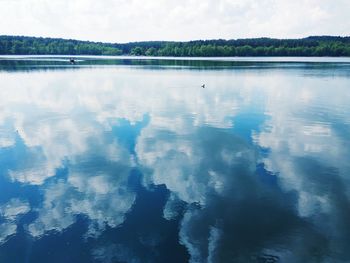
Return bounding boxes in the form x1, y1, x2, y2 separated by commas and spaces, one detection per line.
145, 47, 157, 56
1, 35, 350, 56
0, 36, 122, 55
130, 46, 144, 56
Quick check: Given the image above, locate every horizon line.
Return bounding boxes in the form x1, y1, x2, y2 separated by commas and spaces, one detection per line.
1, 34, 350, 45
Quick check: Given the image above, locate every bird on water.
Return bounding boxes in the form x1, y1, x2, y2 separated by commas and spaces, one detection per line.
201, 84, 205, 88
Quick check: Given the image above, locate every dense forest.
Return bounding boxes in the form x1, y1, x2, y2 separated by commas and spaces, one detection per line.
1, 35, 350, 56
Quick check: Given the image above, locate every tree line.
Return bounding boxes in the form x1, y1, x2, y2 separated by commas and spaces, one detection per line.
1, 35, 350, 56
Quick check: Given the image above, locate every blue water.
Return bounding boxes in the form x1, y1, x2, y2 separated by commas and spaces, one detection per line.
0, 57, 350, 263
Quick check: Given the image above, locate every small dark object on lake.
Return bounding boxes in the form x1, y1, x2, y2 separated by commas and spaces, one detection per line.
201, 84, 205, 88
69, 58, 76, 64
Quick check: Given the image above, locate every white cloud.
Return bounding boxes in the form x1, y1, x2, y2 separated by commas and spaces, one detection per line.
0, 222, 17, 245
126, 67, 350, 262
252, 73, 350, 261
0, 198, 30, 244
0, 68, 243, 185
0, 0, 349, 42
28, 149, 136, 238
0, 64, 253, 252
254, 74, 350, 216
0, 198, 30, 220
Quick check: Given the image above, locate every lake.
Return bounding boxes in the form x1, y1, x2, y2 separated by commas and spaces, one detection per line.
0, 56, 350, 263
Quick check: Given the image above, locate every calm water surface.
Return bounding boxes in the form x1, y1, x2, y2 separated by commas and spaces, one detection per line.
0, 57, 350, 263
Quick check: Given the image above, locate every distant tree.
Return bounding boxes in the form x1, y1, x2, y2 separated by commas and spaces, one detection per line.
145, 47, 157, 56
131, 46, 144, 56
1, 35, 350, 56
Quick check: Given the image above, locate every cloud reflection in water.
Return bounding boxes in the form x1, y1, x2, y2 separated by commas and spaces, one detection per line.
0, 64, 349, 262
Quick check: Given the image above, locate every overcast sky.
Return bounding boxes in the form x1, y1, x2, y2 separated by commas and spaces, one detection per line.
0, 0, 349, 43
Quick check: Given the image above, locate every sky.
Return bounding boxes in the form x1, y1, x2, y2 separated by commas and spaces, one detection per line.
0, 0, 349, 43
